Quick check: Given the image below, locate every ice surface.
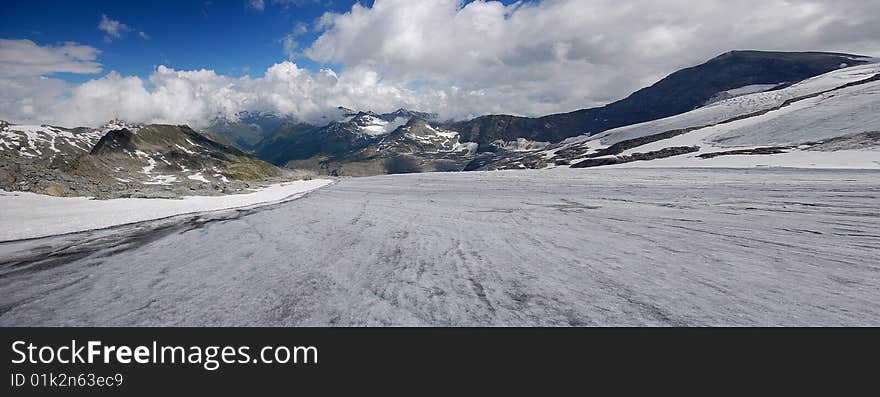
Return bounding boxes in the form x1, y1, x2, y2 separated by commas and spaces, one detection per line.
602, 80, 880, 169
1, 169, 877, 326
710, 81, 880, 146
0, 179, 332, 241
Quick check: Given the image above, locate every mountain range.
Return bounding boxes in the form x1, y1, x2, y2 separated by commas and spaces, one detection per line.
206, 50, 875, 176
1, 50, 877, 197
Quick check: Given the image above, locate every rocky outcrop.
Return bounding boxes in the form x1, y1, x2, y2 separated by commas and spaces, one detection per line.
571, 146, 700, 168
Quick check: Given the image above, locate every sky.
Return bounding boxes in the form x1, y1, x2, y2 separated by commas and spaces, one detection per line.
1, 0, 879, 127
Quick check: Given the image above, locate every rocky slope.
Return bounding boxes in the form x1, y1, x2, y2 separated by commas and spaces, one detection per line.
254, 108, 466, 176
307, 118, 478, 176
0, 120, 137, 196
1, 121, 286, 198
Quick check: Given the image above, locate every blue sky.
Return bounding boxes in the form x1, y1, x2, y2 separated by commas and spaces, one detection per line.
0, 0, 528, 84
0, 0, 372, 82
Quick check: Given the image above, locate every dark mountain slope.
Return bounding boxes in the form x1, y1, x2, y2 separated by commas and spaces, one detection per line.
253, 109, 436, 168
202, 111, 293, 151
79, 124, 279, 183
254, 122, 371, 166
447, 51, 869, 145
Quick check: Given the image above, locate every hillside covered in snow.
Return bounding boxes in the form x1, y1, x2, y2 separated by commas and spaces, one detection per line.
472, 62, 880, 170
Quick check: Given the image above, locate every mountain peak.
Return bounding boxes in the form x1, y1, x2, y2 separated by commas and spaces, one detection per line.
387, 108, 437, 121
100, 119, 143, 133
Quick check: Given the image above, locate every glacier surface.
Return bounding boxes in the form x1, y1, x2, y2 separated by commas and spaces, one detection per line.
1, 168, 878, 326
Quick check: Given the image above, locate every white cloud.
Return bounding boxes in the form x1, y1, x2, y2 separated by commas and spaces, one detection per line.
0, 39, 102, 123
98, 14, 131, 41
3, 0, 880, 128
0, 39, 102, 77
281, 22, 309, 59
0, 61, 418, 128
302, 0, 880, 119
139, 31, 151, 40
247, 0, 265, 11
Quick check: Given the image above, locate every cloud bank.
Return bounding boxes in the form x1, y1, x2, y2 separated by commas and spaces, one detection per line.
2, 0, 880, 128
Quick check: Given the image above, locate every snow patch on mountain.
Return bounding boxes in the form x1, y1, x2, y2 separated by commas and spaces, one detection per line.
491, 138, 550, 152
704, 84, 781, 105
187, 172, 210, 183
0, 123, 106, 157
357, 115, 409, 136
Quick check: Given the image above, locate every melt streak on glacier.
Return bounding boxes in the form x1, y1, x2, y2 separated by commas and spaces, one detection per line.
1, 168, 878, 326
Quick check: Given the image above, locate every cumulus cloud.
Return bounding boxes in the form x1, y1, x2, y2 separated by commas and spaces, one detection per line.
305, 0, 880, 118
3, 0, 880, 127
0, 39, 102, 122
98, 14, 131, 41
281, 22, 309, 59
1, 61, 421, 128
0, 39, 102, 77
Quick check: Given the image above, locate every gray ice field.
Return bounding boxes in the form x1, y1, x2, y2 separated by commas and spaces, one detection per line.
1, 168, 878, 326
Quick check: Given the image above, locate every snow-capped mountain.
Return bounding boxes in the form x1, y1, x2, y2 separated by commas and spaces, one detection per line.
340, 108, 438, 137
6, 51, 875, 185
0, 119, 144, 162
0, 122, 107, 160
374, 118, 476, 154
471, 62, 880, 170
346, 111, 411, 136
447, 51, 872, 146
252, 51, 876, 176
204, 108, 437, 152
253, 108, 456, 175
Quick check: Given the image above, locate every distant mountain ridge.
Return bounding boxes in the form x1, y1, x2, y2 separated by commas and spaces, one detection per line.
252, 108, 454, 175
203, 111, 295, 151
469, 62, 880, 171
242, 50, 872, 175
2, 50, 875, 184
446, 51, 871, 145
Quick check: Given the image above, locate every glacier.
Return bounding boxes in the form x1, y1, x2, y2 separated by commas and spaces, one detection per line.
1, 168, 878, 326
